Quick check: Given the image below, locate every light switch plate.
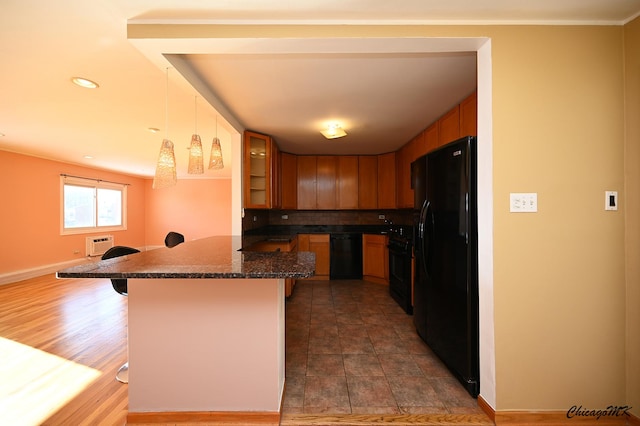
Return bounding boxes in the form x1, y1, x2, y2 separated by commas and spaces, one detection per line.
510, 193, 538, 213
605, 191, 618, 211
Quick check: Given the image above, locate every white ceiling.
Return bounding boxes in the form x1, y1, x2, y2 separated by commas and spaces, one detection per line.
2, 1, 639, 179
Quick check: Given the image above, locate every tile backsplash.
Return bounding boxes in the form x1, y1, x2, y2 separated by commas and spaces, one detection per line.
242, 209, 412, 232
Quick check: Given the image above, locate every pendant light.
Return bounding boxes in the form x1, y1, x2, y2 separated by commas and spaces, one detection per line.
187, 96, 204, 174
208, 115, 224, 170
153, 68, 177, 189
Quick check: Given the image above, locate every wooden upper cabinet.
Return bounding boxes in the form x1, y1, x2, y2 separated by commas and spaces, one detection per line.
271, 142, 281, 209
316, 156, 337, 210
412, 130, 427, 160
396, 143, 414, 209
297, 156, 317, 210
243, 130, 273, 209
460, 91, 478, 137
377, 152, 396, 209
424, 121, 439, 154
280, 152, 297, 209
438, 105, 461, 147
358, 156, 378, 209
337, 156, 358, 209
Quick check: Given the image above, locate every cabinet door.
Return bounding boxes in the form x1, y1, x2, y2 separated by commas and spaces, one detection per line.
412, 130, 427, 160
316, 156, 337, 210
280, 152, 298, 209
243, 131, 272, 209
424, 121, 439, 154
309, 234, 330, 279
271, 142, 281, 209
297, 234, 310, 251
438, 105, 461, 146
460, 91, 477, 137
362, 234, 389, 284
377, 152, 396, 209
358, 156, 378, 209
396, 143, 413, 209
297, 156, 317, 210
298, 234, 330, 279
337, 156, 358, 209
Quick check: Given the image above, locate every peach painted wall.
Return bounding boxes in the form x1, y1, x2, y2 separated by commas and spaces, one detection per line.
143, 178, 232, 246
0, 150, 146, 274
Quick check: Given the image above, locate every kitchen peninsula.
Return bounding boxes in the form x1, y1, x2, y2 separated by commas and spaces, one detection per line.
57, 236, 315, 424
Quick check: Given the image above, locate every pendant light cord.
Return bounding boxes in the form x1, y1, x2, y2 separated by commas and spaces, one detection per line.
165, 67, 169, 139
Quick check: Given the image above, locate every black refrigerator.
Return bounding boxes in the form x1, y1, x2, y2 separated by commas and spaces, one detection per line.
412, 135, 479, 397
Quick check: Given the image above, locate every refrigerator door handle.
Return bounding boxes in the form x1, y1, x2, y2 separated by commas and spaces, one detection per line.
426, 201, 434, 278
419, 200, 431, 277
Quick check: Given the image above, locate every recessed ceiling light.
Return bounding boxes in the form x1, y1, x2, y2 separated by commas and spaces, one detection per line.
83, 155, 94, 159
71, 77, 99, 89
0, 132, 4, 137
148, 127, 160, 133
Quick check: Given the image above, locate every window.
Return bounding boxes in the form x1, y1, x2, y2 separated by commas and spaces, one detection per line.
60, 176, 127, 235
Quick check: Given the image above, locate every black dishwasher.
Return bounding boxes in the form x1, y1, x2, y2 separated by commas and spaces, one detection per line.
329, 233, 363, 280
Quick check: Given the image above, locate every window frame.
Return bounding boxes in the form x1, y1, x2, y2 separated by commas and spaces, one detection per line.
60, 175, 128, 235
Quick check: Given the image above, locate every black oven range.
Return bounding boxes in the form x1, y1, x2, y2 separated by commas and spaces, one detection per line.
387, 230, 413, 315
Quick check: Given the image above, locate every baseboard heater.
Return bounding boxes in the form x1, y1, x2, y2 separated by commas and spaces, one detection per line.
86, 235, 114, 257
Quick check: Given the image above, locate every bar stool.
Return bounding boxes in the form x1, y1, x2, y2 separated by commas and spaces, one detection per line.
101, 245, 140, 383
164, 231, 185, 248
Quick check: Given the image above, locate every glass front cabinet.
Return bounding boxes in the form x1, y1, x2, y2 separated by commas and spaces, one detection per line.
243, 130, 276, 209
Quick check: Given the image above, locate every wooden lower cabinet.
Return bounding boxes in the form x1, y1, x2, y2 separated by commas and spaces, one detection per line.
362, 234, 389, 285
297, 234, 330, 280
244, 238, 298, 296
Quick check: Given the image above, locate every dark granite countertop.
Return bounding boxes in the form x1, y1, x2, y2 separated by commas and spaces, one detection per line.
242, 224, 413, 247
57, 236, 315, 279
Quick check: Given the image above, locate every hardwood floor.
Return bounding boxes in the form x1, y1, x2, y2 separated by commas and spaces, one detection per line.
0, 274, 129, 425
0, 274, 492, 425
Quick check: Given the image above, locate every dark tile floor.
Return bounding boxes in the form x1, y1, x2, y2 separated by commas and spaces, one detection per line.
282, 279, 483, 415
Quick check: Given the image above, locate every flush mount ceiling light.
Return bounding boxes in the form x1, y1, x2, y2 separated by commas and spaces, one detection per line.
321, 124, 347, 139
71, 77, 99, 89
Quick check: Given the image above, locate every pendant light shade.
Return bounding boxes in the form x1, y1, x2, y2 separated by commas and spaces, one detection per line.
188, 134, 204, 174
153, 67, 177, 189
208, 115, 224, 170
209, 136, 224, 170
153, 139, 177, 189
187, 96, 204, 174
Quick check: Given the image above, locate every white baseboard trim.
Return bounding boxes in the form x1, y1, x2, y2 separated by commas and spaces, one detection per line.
0, 258, 98, 286
0, 246, 155, 286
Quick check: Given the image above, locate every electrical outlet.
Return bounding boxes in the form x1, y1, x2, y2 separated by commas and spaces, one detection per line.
282, 214, 289, 220
510, 193, 537, 213
253, 216, 257, 222
378, 214, 385, 220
